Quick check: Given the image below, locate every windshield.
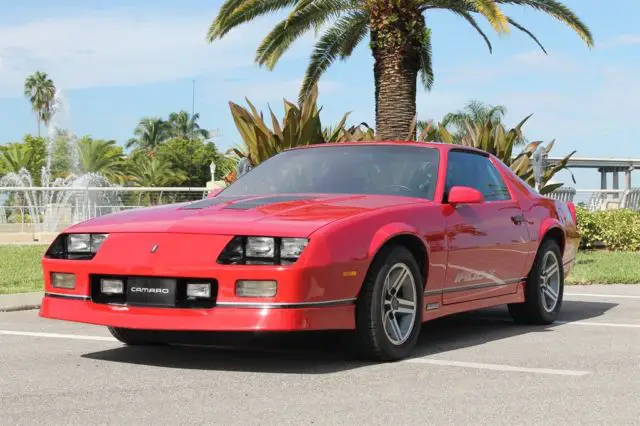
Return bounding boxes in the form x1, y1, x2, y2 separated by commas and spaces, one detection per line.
220, 144, 440, 200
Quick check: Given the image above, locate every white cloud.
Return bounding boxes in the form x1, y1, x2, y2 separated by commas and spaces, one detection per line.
0, 9, 313, 98
442, 50, 575, 84
596, 34, 640, 49
220, 78, 342, 106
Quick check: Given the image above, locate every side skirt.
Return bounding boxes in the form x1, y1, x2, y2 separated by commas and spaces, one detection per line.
422, 282, 525, 322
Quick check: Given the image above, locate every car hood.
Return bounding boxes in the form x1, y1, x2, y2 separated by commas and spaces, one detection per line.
65, 193, 426, 237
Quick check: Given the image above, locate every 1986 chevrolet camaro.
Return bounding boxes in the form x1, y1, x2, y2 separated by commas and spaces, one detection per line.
39, 142, 579, 361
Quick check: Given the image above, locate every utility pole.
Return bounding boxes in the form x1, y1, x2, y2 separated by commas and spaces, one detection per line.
191, 79, 195, 140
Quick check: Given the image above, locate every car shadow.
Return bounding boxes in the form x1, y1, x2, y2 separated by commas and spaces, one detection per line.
81, 300, 617, 374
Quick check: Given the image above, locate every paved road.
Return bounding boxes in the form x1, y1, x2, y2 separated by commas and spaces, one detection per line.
1, 285, 638, 425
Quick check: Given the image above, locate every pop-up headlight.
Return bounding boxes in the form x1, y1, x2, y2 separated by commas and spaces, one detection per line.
217, 236, 308, 265
45, 233, 109, 260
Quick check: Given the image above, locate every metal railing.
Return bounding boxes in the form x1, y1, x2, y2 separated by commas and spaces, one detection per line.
1, 186, 639, 235
0, 187, 209, 234
547, 188, 640, 211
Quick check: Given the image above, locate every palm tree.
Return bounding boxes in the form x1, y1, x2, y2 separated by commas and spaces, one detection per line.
442, 100, 505, 129
125, 118, 170, 153
0, 143, 34, 173
442, 100, 529, 145
127, 153, 186, 187
23, 71, 56, 137
76, 138, 127, 184
167, 111, 210, 140
207, 0, 593, 140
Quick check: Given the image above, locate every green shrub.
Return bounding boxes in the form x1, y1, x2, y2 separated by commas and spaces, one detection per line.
576, 207, 640, 251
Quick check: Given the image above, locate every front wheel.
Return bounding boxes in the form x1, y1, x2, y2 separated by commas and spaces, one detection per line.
508, 239, 564, 325
355, 245, 423, 361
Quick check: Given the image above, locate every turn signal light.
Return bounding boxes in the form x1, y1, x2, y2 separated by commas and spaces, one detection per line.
51, 273, 76, 289
236, 280, 277, 297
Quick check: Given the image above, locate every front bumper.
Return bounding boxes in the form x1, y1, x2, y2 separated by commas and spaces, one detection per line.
39, 232, 364, 331
39, 294, 355, 331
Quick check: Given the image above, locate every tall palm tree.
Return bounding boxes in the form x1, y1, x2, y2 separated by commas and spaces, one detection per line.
125, 117, 170, 153
23, 71, 56, 137
76, 138, 127, 184
207, 0, 593, 140
167, 111, 210, 140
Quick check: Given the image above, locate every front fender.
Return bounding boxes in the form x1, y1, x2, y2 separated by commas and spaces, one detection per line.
368, 222, 429, 259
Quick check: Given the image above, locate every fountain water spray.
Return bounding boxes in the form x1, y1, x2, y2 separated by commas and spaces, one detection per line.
0, 89, 119, 235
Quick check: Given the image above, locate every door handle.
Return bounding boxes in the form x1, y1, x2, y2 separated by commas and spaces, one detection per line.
511, 214, 524, 225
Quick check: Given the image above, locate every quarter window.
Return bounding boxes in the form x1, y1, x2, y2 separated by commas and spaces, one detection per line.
445, 151, 511, 202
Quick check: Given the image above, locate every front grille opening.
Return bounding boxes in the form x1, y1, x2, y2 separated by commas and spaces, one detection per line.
90, 275, 218, 309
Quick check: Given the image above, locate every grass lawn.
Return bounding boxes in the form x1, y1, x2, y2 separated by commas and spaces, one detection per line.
566, 250, 640, 285
0, 245, 638, 295
0, 244, 47, 295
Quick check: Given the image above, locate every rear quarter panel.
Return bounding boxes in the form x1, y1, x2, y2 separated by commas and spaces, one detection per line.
493, 159, 579, 277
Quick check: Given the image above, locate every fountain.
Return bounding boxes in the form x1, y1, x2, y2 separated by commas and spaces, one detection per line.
0, 89, 119, 236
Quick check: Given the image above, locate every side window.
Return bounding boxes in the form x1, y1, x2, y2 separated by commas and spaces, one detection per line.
445, 151, 511, 202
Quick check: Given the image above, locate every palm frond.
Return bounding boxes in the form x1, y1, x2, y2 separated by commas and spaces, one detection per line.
468, 0, 510, 33
506, 16, 547, 53
255, 0, 353, 70
418, 27, 434, 90
447, 7, 494, 52
207, 0, 299, 41
496, 0, 593, 47
299, 11, 369, 102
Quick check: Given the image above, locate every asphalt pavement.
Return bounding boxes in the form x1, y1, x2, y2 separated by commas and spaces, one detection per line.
1, 285, 638, 425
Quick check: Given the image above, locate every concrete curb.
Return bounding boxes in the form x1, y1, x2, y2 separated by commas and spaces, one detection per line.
0, 292, 44, 312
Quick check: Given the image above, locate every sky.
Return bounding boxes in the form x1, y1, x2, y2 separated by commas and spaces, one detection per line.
1, 0, 639, 189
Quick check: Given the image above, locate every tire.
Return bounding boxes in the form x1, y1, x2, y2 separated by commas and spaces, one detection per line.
107, 327, 167, 345
355, 245, 423, 361
508, 239, 564, 325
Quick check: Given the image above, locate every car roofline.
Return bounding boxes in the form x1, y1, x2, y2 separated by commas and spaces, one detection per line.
284, 140, 491, 156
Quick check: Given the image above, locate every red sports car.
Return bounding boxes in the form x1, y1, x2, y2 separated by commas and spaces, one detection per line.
39, 142, 578, 361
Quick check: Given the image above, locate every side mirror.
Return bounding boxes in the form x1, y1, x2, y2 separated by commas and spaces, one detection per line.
448, 186, 484, 206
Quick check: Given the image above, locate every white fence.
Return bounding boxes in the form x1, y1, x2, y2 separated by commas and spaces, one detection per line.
546, 188, 640, 212
0, 187, 209, 234
1, 186, 639, 235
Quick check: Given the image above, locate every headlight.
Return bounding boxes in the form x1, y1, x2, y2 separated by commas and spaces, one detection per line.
45, 233, 109, 260
246, 237, 275, 258
217, 236, 309, 265
280, 238, 308, 259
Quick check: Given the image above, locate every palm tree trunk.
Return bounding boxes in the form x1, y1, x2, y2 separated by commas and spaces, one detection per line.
37, 115, 41, 138
370, 3, 423, 141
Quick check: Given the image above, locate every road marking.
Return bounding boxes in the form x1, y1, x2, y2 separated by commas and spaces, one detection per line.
405, 358, 590, 376
556, 321, 640, 329
0, 330, 117, 341
565, 293, 640, 300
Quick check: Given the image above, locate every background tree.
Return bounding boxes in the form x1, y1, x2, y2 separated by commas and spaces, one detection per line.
127, 152, 187, 187
207, 0, 593, 140
125, 117, 170, 153
0, 136, 46, 184
76, 137, 127, 184
442, 99, 506, 130
24, 71, 56, 137
167, 111, 210, 140
156, 137, 230, 186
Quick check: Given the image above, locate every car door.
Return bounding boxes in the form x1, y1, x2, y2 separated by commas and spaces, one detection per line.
442, 150, 531, 305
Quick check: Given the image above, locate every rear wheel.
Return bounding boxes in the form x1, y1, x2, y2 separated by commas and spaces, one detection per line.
508, 239, 564, 325
107, 327, 168, 345
355, 245, 423, 361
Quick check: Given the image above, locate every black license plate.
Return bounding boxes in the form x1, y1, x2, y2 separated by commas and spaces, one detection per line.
126, 277, 177, 307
